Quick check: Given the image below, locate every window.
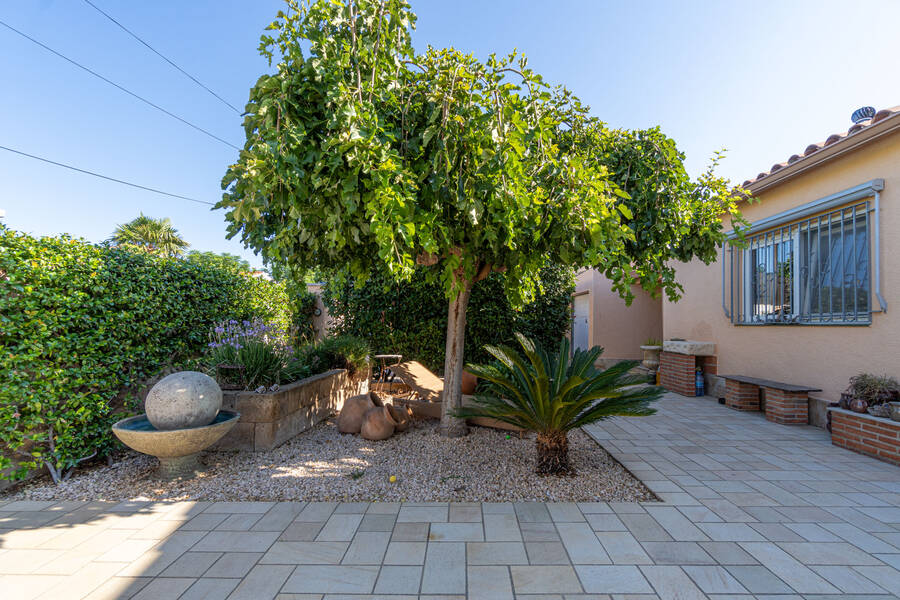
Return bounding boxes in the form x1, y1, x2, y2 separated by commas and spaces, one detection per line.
728, 199, 872, 324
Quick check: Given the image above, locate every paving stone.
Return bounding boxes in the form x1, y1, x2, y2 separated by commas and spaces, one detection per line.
695, 522, 766, 542
215, 513, 263, 531
384, 541, 427, 565
520, 521, 560, 541
280, 521, 325, 541
374, 565, 422, 595
366, 501, 401, 514
746, 522, 806, 542
724, 565, 795, 594
421, 541, 466, 594
391, 522, 430, 541
80, 575, 152, 600
641, 542, 715, 565
484, 514, 522, 541
821, 522, 899, 553
548, 503, 586, 523
644, 506, 708, 541
205, 552, 263, 578
334, 502, 370, 514
577, 502, 612, 514
810, 565, 890, 594
130, 577, 196, 600
159, 551, 222, 577
180, 577, 240, 600
449, 503, 482, 523
282, 564, 378, 594
777, 541, 884, 565
180, 513, 230, 531
556, 522, 611, 564
585, 514, 627, 532
618, 514, 673, 542
229, 564, 294, 599
117, 531, 207, 577
681, 565, 748, 594
738, 541, 840, 594
596, 532, 652, 564
526, 541, 571, 565
194, 530, 280, 553
260, 541, 348, 565
640, 565, 706, 599
428, 522, 483, 541
295, 502, 338, 522
482, 502, 515, 515
468, 565, 513, 599
467, 541, 528, 565
252, 502, 306, 532
697, 542, 757, 565
515, 502, 553, 523
316, 514, 364, 541
575, 565, 653, 594
851, 565, 900, 591
783, 522, 843, 542
397, 505, 448, 523
342, 531, 390, 564
204, 502, 274, 514
511, 565, 583, 594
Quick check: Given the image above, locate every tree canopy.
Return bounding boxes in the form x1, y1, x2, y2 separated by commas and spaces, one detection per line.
111, 214, 189, 257
218, 0, 744, 435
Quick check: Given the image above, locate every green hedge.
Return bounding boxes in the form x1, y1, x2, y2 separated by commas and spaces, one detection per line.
0, 226, 291, 481
322, 264, 575, 373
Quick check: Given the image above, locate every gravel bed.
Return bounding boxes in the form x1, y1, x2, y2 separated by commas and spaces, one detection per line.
2, 418, 655, 502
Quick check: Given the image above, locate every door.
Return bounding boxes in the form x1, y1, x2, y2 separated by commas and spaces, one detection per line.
573, 293, 589, 352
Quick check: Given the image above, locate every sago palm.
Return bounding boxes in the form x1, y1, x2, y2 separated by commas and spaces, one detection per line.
111, 214, 189, 257
456, 333, 661, 475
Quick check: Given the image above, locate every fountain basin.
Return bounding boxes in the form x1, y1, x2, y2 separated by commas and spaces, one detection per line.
112, 410, 240, 479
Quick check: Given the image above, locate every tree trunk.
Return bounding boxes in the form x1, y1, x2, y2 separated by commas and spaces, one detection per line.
535, 430, 571, 475
439, 277, 474, 437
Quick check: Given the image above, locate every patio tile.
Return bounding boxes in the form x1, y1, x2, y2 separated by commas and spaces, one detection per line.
640, 565, 706, 600
851, 565, 900, 590
179, 577, 239, 600
203, 501, 274, 514
421, 541, 466, 594
214, 513, 263, 531
315, 513, 363, 541
366, 501, 401, 514
180, 513, 230, 531
116, 531, 206, 577
397, 505, 448, 523
585, 514, 627, 532
548, 503, 586, 523
391, 522, 430, 541
467, 541, 528, 565
511, 565, 583, 594
810, 565, 889, 594
520, 521, 560, 541
193, 530, 280, 553
468, 565, 513, 599
334, 501, 369, 514
295, 502, 338, 522
205, 552, 263, 578
484, 514, 522, 541
260, 541, 348, 564
724, 565, 795, 594
282, 564, 378, 594
681, 565, 748, 594
777, 541, 884, 565
158, 551, 222, 577
643, 506, 708, 541
695, 522, 766, 542
428, 522, 483, 542
697, 542, 757, 565
279, 521, 324, 541
526, 541, 571, 565
641, 542, 715, 565
80, 576, 152, 600
738, 541, 840, 594
229, 564, 294, 599
129, 577, 195, 600
252, 502, 306, 532
358, 513, 395, 532
341, 531, 390, 564
449, 502, 482, 523
556, 522, 611, 564
384, 541, 427, 565
515, 502, 553, 523
619, 514, 673, 542
575, 565, 653, 594
374, 564, 422, 594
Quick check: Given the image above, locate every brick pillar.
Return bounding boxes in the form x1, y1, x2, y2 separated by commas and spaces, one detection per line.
725, 379, 760, 411
699, 355, 717, 375
659, 351, 696, 396
764, 388, 808, 425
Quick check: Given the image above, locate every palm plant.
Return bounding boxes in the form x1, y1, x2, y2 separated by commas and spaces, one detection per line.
111, 214, 188, 257
456, 333, 661, 475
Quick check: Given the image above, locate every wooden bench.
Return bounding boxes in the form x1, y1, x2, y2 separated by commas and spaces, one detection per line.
720, 375, 821, 425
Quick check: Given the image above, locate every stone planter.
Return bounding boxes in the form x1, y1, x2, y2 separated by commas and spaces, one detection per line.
639, 345, 662, 371
213, 368, 369, 451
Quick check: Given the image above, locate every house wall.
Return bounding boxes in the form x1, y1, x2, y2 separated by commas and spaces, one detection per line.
574, 269, 663, 362
663, 131, 900, 406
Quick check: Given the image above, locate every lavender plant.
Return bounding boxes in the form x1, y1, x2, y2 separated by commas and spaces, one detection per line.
205, 319, 308, 389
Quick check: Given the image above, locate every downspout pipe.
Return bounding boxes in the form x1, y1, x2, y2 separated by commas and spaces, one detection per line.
874, 189, 887, 313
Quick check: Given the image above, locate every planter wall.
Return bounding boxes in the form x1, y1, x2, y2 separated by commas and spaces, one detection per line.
213, 368, 369, 452
829, 406, 900, 466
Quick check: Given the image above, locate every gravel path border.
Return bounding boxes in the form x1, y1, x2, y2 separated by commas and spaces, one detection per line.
3, 418, 656, 503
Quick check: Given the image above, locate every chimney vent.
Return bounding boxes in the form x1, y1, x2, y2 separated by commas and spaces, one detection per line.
851, 106, 876, 124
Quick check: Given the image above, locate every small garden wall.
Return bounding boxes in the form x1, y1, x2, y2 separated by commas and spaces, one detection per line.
214, 368, 369, 451
829, 407, 900, 466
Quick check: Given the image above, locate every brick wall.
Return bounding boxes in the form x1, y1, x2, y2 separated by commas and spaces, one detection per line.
699, 355, 717, 375
725, 379, 760, 411
659, 351, 696, 396
830, 408, 900, 466
765, 389, 808, 425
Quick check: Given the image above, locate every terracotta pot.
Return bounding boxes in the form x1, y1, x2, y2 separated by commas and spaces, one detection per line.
387, 403, 413, 433
360, 406, 397, 440
460, 371, 478, 395
370, 390, 389, 407
849, 397, 868, 414
338, 394, 375, 433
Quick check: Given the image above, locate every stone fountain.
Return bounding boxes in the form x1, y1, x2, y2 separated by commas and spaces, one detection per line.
112, 371, 240, 479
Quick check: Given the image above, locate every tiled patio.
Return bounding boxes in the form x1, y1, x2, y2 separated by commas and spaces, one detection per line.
2, 393, 900, 599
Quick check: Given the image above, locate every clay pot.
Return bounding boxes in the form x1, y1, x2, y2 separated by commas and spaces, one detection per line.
849, 397, 868, 414
369, 390, 389, 407
338, 394, 375, 433
387, 403, 413, 433
360, 406, 397, 440
461, 371, 478, 395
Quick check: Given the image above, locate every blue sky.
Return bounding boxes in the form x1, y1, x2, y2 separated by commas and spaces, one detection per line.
2, 0, 899, 269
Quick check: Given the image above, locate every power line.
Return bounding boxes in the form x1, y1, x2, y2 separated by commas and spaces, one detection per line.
81, 0, 241, 114
0, 19, 241, 151
0, 144, 216, 206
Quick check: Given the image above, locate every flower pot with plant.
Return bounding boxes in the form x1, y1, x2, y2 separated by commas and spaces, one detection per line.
639, 338, 663, 372
845, 373, 900, 418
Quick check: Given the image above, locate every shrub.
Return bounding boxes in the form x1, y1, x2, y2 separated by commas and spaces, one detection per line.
298, 335, 371, 377
457, 334, 661, 475
0, 226, 292, 482
204, 319, 307, 390
322, 264, 574, 373
845, 373, 900, 406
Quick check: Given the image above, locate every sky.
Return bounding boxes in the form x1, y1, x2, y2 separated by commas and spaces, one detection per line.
2, 0, 900, 269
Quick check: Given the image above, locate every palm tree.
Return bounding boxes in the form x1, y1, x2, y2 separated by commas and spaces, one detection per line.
456, 333, 661, 475
111, 214, 188, 257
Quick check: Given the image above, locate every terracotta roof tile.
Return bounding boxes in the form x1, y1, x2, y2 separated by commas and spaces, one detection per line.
746, 105, 900, 187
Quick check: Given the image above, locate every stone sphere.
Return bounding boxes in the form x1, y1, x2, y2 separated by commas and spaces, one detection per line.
145, 371, 222, 431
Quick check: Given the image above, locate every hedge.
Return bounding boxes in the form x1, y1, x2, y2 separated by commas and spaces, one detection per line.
322, 264, 575, 373
0, 226, 291, 482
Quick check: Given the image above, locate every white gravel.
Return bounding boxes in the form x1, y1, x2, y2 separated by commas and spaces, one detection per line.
3, 419, 655, 503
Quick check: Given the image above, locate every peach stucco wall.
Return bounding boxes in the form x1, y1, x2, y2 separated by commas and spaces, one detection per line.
575, 270, 663, 361
663, 131, 900, 402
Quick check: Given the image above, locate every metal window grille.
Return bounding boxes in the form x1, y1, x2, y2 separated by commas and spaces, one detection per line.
726, 200, 872, 325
